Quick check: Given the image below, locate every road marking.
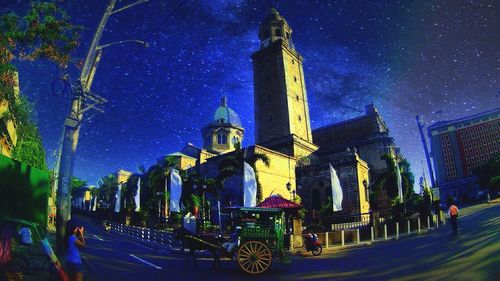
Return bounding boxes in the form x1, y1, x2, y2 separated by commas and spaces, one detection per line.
129, 254, 162, 270
93, 234, 104, 241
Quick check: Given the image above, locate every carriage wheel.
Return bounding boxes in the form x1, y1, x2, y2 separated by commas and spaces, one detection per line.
237, 241, 272, 274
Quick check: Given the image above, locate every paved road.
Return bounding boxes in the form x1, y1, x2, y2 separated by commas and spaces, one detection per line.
76, 201, 500, 281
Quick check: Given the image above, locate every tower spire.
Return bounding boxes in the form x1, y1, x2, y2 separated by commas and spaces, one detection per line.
221, 95, 227, 106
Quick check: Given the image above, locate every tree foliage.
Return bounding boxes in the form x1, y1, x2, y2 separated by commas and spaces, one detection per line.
372, 154, 415, 208
473, 154, 500, 193
1, 1, 80, 169
217, 142, 270, 203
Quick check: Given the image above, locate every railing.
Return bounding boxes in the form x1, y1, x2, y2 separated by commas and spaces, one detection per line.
108, 221, 182, 250
293, 212, 445, 251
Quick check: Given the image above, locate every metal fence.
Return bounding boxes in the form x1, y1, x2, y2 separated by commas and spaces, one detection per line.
108, 221, 182, 250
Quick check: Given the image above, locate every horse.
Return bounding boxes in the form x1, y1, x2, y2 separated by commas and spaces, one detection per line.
173, 227, 228, 269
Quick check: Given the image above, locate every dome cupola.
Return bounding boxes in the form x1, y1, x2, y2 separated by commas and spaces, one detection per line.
213, 96, 242, 127
201, 96, 244, 154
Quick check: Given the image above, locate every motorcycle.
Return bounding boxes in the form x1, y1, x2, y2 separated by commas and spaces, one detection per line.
305, 233, 322, 256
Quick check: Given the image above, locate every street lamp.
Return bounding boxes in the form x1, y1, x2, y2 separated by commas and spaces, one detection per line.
416, 114, 437, 188
286, 182, 292, 200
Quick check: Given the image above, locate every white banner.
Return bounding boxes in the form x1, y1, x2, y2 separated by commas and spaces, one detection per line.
92, 195, 97, 211
134, 177, 141, 212
396, 161, 403, 202
243, 162, 257, 207
330, 164, 343, 211
169, 168, 182, 212
114, 184, 122, 213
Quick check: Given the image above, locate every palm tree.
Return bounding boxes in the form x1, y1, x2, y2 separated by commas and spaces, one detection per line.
97, 173, 118, 205
373, 154, 415, 207
145, 156, 181, 218
217, 143, 270, 204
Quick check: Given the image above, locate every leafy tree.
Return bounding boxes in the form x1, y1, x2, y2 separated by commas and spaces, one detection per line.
97, 173, 117, 204
372, 154, 415, 208
488, 176, 500, 195
1, 1, 80, 168
144, 156, 180, 218
217, 142, 270, 203
473, 154, 500, 193
70, 176, 86, 196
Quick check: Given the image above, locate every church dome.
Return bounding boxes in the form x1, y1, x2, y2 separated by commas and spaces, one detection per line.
213, 96, 242, 127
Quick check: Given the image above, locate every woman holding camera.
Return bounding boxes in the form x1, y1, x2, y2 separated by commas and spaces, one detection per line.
65, 220, 86, 281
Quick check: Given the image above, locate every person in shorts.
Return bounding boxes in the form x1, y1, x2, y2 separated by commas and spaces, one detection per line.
65, 220, 86, 281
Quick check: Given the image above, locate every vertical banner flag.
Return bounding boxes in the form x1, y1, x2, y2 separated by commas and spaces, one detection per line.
396, 161, 403, 202
243, 162, 257, 207
114, 184, 122, 213
170, 168, 182, 212
330, 164, 343, 211
134, 177, 141, 212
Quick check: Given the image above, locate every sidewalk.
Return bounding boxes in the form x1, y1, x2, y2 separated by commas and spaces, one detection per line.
4, 230, 94, 281
293, 200, 500, 257
45, 230, 95, 281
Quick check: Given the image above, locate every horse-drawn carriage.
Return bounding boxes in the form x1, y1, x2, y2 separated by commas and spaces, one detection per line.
175, 207, 287, 275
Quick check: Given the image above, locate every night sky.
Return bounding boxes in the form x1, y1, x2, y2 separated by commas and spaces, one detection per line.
3, 0, 499, 187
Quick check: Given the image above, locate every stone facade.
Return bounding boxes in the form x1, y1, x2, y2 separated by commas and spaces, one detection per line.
116, 169, 132, 184
196, 144, 297, 206
252, 9, 317, 159
298, 150, 370, 215
312, 104, 401, 183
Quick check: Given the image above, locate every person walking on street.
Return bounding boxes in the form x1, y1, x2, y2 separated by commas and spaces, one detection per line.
65, 220, 86, 281
448, 202, 460, 235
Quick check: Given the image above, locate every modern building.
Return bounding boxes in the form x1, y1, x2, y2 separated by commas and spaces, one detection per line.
428, 107, 500, 202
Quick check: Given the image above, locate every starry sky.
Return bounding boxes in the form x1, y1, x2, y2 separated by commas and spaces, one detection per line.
3, 0, 499, 187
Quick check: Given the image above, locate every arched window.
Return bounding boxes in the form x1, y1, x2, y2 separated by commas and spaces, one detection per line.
275, 28, 281, 36
232, 136, 238, 144
218, 133, 227, 144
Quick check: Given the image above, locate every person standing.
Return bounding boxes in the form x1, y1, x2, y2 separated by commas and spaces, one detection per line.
448, 202, 460, 235
65, 220, 86, 281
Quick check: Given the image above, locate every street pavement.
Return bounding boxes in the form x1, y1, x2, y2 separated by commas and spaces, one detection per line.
76, 201, 500, 281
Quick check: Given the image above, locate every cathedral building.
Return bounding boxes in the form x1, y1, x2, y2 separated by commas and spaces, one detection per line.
153, 9, 406, 216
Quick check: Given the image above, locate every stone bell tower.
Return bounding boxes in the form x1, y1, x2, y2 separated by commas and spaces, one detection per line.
251, 8, 317, 158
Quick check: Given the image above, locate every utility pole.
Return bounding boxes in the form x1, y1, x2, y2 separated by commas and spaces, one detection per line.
416, 115, 436, 188
55, 0, 148, 255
